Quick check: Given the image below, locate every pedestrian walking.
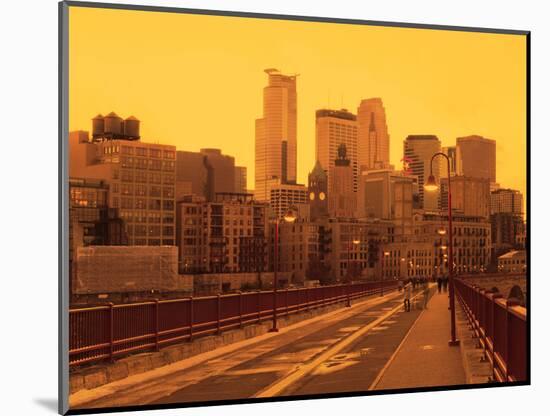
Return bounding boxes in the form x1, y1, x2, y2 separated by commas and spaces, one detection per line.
442, 276, 448, 292
398, 279, 404, 292
403, 281, 412, 312
437, 277, 442, 293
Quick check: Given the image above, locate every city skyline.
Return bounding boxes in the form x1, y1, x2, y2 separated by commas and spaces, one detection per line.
69, 7, 526, 201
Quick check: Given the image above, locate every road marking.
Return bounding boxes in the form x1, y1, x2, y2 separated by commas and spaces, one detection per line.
254, 291, 425, 398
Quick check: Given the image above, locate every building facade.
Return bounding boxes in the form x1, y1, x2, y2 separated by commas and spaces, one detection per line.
357, 98, 390, 171
456, 135, 496, 183
176, 193, 269, 274
255, 68, 298, 201
308, 161, 329, 221
491, 188, 524, 215
357, 169, 415, 223
403, 135, 441, 211
315, 108, 358, 192
69, 122, 177, 246
234, 166, 248, 193
440, 175, 491, 218
328, 144, 356, 218
498, 250, 526, 273
267, 180, 309, 220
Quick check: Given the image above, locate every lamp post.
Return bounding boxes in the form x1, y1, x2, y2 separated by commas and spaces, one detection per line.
269, 208, 297, 333
346, 236, 361, 307
424, 152, 459, 346
381, 250, 390, 296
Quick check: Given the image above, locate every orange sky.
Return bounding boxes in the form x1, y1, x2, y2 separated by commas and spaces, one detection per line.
69, 6, 527, 201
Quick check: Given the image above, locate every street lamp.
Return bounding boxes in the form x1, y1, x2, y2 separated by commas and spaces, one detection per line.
269, 207, 297, 333
424, 152, 460, 346
381, 251, 390, 296
346, 236, 361, 307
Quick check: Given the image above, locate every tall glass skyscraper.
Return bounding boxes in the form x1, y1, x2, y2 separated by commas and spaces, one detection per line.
255, 69, 298, 201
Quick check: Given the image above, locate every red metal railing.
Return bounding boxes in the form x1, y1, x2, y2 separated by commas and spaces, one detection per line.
454, 278, 527, 382
70, 280, 397, 366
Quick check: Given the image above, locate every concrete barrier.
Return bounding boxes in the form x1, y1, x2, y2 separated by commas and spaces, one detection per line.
456, 305, 492, 384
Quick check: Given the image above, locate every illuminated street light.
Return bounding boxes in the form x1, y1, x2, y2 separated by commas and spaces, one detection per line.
346, 237, 361, 307
424, 151, 459, 346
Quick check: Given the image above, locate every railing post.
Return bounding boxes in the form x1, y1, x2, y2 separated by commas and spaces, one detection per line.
286, 288, 289, 315
154, 299, 160, 352
217, 293, 221, 334
257, 290, 261, 323
305, 287, 309, 311
189, 296, 194, 342
505, 298, 519, 381
239, 291, 243, 328
108, 302, 114, 363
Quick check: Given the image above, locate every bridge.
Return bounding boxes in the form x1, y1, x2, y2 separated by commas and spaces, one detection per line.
68, 276, 527, 410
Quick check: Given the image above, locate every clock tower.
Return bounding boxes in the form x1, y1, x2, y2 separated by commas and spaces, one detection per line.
308, 160, 328, 221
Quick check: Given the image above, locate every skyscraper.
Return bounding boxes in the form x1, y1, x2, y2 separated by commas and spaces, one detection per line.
456, 135, 496, 182
403, 135, 441, 211
315, 108, 358, 192
255, 68, 298, 201
357, 98, 390, 172
329, 144, 356, 218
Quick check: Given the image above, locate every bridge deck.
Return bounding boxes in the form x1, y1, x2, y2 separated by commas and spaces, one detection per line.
372, 289, 466, 390
70, 286, 469, 410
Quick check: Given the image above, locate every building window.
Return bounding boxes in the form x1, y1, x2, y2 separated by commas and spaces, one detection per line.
163, 187, 174, 198
148, 226, 161, 237
149, 173, 161, 184
149, 199, 161, 210
150, 186, 161, 197
149, 159, 162, 170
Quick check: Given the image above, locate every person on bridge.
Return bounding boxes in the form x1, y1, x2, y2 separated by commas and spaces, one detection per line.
437, 276, 442, 293
403, 281, 412, 312
442, 276, 448, 292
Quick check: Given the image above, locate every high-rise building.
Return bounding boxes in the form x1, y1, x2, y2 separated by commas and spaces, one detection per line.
175, 151, 211, 201
69, 118, 176, 246
357, 98, 390, 172
200, 148, 236, 195
403, 135, 441, 211
491, 188, 524, 215
329, 144, 356, 218
308, 161, 329, 221
315, 109, 358, 192
255, 68, 298, 201
357, 169, 415, 222
456, 135, 496, 182
175, 149, 238, 202
440, 175, 491, 218
234, 166, 247, 193
267, 179, 309, 220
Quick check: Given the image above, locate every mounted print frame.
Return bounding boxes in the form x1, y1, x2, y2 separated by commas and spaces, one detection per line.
59, 1, 530, 414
